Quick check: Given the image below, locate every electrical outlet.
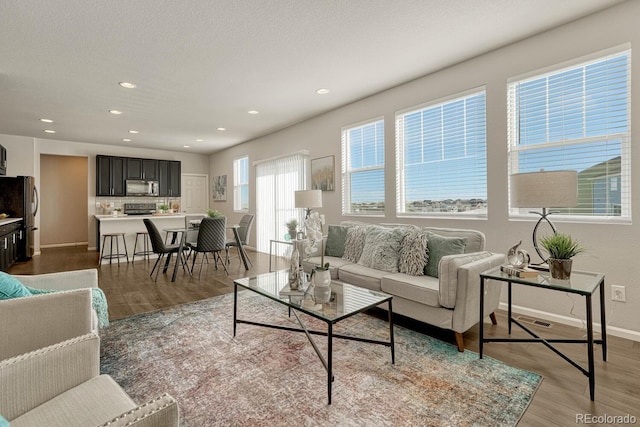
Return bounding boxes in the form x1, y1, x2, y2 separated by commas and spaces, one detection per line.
611, 285, 626, 302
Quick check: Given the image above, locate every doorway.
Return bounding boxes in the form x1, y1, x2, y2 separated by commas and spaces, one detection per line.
181, 174, 209, 213
40, 154, 88, 248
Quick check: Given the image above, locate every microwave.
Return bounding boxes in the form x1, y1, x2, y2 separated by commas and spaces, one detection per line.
126, 180, 159, 196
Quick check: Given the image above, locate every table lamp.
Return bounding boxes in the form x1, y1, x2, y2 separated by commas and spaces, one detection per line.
295, 189, 323, 219
510, 169, 577, 264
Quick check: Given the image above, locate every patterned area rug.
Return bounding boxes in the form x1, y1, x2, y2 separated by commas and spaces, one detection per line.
100, 292, 541, 426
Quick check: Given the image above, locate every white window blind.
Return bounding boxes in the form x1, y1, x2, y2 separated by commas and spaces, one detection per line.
341, 118, 385, 215
255, 153, 307, 255
508, 48, 631, 220
233, 156, 249, 212
395, 89, 487, 217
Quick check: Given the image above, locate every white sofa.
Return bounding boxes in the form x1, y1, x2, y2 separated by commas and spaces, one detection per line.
303, 222, 505, 351
0, 288, 179, 426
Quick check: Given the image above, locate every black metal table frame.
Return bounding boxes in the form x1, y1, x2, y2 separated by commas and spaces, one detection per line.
233, 282, 395, 404
479, 270, 607, 401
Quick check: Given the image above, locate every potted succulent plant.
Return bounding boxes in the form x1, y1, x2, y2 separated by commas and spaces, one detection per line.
285, 219, 298, 240
158, 204, 169, 214
206, 209, 224, 218
539, 233, 585, 280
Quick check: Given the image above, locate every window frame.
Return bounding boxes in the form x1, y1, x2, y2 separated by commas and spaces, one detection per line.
395, 87, 488, 219
341, 117, 386, 217
507, 46, 631, 224
233, 156, 249, 213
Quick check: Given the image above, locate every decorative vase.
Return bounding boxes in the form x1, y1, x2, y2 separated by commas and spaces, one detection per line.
289, 246, 301, 290
312, 268, 331, 303
548, 258, 572, 280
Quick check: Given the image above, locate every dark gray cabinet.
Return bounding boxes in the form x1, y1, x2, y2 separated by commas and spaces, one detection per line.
126, 158, 157, 180
158, 160, 181, 197
96, 155, 126, 196
0, 222, 21, 272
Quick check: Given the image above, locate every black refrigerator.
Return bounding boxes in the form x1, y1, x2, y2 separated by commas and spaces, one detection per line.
0, 176, 38, 260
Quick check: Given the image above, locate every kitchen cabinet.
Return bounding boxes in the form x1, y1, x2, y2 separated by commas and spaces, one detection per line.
96, 155, 126, 196
126, 158, 158, 180
158, 160, 181, 197
0, 222, 21, 272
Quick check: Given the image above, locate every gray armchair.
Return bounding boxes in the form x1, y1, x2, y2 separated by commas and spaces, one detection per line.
0, 289, 179, 426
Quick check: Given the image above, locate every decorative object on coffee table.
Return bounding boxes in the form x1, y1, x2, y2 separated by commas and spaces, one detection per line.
510, 169, 577, 264
289, 245, 301, 290
539, 232, 585, 279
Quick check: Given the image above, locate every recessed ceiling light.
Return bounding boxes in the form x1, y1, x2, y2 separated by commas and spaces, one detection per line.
119, 82, 137, 89
43, 129, 56, 134
183, 145, 191, 148
122, 138, 131, 142
109, 109, 123, 115
316, 88, 330, 95
248, 110, 259, 115
216, 127, 226, 131
39, 118, 54, 123
195, 139, 204, 142
128, 130, 139, 134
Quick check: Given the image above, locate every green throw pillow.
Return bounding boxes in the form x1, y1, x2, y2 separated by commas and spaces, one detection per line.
424, 233, 467, 278
0, 272, 32, 300
324, 225, 349, 257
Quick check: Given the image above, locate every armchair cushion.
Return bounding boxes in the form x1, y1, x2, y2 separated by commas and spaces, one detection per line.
0, 272, 32, 300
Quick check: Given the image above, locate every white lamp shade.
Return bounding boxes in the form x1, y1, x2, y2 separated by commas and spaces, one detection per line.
510, 170, 578, 208
295, 189, 323, 209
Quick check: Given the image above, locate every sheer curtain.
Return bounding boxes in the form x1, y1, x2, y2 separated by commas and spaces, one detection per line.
255, 152, 307, 255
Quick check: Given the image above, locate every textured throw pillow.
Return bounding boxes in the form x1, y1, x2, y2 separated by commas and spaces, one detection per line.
399, 229, 428, 276
424, 233, 467, 278
0, 271, 32, 300
358, 227, 404, 273
324, 225, 349, 257
341, 226, 367, 263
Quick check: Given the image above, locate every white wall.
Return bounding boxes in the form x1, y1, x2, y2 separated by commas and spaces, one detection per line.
209, 1, 640, 339
0, 134, 210, 251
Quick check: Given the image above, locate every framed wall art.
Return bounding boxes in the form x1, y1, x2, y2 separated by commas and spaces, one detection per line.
212, 174, 227, 201
311, 155, 335, 191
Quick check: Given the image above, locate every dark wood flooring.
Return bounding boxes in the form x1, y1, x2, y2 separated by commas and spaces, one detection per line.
9, 246, 640, 426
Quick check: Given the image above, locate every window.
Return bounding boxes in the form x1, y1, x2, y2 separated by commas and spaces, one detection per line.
395, 89, 487, 217
341, 118, 385, 215
233, 156, 249, 212
508, 48, 631, 220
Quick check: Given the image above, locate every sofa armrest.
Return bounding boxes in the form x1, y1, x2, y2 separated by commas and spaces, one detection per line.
0, 289, 94, 360
448, 253, 506, 334
97, 394, 180, 427
0, 333, 100, 421
14, 269, 98, 291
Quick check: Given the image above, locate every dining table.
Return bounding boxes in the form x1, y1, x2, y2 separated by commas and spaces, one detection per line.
164, 223, 251, 282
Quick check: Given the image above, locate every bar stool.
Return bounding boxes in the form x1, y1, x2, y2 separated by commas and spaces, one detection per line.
99, 233, 129, 265
132, 231, 153, 262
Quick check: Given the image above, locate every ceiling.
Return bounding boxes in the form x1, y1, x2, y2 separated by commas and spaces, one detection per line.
0, 0, 625, 155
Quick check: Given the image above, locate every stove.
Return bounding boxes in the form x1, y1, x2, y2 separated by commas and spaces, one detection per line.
123, 203, 156, 215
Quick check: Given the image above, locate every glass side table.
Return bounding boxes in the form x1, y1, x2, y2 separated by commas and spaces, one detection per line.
479, 266, 607, 401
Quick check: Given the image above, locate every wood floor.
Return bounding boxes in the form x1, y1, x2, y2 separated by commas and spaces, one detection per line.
9, 246, 640, 426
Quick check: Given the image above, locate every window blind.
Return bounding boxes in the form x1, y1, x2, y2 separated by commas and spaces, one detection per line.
395, 89, 487, 217
255, 153, 307, 255
508, 49, 630, 219
341, 118, 385, 215
233, 156, 249, 212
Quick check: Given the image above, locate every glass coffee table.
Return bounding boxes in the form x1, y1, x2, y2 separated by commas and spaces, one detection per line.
233, 270, 395, 404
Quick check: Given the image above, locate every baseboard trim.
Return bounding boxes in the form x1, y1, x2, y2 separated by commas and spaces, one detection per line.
40, 242, 89, 249
499, 302, 640, 343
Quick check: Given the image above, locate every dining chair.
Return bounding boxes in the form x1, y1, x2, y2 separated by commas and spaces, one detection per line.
186, 216, 228, 278
143, 219, 190, 282
226, 214, 254, 266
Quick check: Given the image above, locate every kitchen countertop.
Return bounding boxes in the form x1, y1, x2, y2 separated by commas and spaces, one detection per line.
0, 218, 22, 226
95, 214, 187, 221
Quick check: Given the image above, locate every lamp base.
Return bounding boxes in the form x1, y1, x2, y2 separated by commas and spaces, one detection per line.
530, 207, 558, 265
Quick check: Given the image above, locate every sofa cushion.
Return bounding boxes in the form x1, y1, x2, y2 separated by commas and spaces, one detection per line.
0, 272, 32, 300
337, 263, 386, 292
438, 251, 494, 308
398, 229, 428, 276
381, 273, 440, 307
424, 233, 467, 278
303, 256, 351, 280
324, 225, 349, 257
342, 226, 367, 263
358, 226, 404, 273
10, 375, 136, 427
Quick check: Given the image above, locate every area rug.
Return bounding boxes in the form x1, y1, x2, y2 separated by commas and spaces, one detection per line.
100, 292, 541, 427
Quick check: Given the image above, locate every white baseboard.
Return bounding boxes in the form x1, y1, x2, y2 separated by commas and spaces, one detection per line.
40, 242, 89, 249
499, 302, 640, 342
